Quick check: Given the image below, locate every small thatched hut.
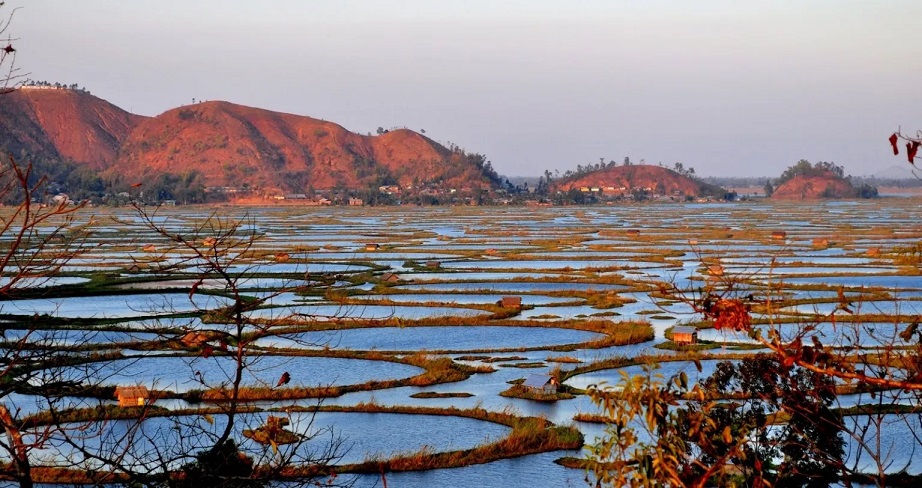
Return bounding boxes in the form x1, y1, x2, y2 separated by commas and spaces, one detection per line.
115, 386, 150, 407
671, 326, 699, 345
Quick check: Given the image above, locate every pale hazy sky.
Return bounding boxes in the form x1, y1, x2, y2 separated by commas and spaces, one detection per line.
7, 1, 922, 177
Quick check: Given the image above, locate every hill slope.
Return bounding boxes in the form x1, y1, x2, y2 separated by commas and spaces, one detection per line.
110, 101, 493, 193
0, 87, 145, 169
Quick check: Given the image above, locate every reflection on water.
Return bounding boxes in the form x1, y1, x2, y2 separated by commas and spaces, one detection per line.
354, 293, 578, 306
17, 411, 510, 469
844, 414, 922, 474
257, 326, 604, 352
395, 282, 629, 293
0, 293, 231, 318
245, 304, 490, 321
565, 359, 728, 391
351, 450, 585, 488
88, 355, 422, 392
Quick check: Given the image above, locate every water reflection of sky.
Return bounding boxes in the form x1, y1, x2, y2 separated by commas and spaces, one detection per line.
87, 355, 422, 392
353, 293, 577, 306
565, 359, 728, 391
256, 326, 604, 352
245, 304, 490, 321
395, 282, 629, 293
0, 293, 231, 318
23, 411, 510, 469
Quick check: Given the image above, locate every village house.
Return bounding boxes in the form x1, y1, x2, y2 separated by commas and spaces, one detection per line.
523, 374, 559, 394
771, 230, 787, 240
498, 296, 522, 308
115, 386, 150, 407
179, 331, 210, 348
365, 243, 380, 251
671, 326, 699, 345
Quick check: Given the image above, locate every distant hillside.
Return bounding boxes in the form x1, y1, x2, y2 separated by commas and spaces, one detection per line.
0, 87, 145, 169
869, 164, 916, 180
553, 164, 726, 198
0, 89, 503, 202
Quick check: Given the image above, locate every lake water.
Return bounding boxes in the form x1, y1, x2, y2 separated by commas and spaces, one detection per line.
3, 201, 921, 486
256, 326, 605, 352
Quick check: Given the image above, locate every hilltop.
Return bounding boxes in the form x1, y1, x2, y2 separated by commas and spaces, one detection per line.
769, 160, 877, 200
0, 88, 502, 203
552, 164, 727, 200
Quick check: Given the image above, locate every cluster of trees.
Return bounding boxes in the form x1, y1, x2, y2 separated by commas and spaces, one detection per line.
5, 149, 208, 205
7, 150, 103, 202
450, 150, 503, 188
775, 159, 846, 186
135, 171, 207, 205
558, 157, 627, 180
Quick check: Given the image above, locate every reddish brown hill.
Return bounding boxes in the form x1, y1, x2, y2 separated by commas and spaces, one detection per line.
0, 88, 145, 169
554, 165, 718, 197
771, 172, 858, 199
112, 101, 485, 192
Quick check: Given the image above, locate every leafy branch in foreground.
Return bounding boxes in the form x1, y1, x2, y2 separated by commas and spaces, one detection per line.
585, 251, 922, 487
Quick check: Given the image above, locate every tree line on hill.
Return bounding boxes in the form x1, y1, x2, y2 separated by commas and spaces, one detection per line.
21, 79, 90, 93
